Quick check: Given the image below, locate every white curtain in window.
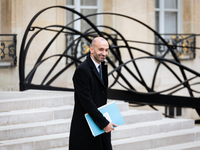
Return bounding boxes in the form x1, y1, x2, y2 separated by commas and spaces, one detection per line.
165, 12, 177, 34
66, 0, 101, 32
155, 12, 159, 32
81, 0, 97, 6
81, 9, 97, 32
164, 0, 177, 9
66, 0, 73, 5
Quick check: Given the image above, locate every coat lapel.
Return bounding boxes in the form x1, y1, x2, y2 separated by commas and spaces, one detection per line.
86, 55, 107, 88
102, 62, 108, 88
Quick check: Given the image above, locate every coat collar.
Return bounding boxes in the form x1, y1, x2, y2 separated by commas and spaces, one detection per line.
86, 55, 105, 68
86, 55, 107, 88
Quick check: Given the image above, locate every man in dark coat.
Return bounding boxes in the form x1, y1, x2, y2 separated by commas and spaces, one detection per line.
69, 37, 117, 150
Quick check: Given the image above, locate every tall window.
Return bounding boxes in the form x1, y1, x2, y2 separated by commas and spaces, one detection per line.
155, 0, 182, 35
155, 0, 183, 117
65, 0, 102, 60
66, 0, 102, 32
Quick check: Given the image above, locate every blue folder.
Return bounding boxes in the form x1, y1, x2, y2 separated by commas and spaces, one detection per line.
85, 101, 125, 137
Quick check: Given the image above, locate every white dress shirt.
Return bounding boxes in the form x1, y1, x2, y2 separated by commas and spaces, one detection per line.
90, 56, 101, 72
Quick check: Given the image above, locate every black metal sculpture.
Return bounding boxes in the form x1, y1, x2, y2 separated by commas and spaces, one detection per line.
19, 6, 200, 121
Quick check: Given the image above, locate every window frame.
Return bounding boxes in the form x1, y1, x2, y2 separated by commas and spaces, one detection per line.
155, 0, 183, 117
155, 0, 182, 34
66, 0, 102, 32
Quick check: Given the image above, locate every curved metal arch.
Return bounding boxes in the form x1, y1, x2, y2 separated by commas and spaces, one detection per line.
169, 82, 200, 95
109, 56, 200, 79
74, 12, 193, 95
110, 45, 185, 90
19, 5, 104, 89
19, 6, 200, 120
26, 54, 82, 81
23, 25, 92, 84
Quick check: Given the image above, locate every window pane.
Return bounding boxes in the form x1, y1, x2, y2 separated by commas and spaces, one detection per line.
81, 9, 97, 32
66, 0, 74, 5
165, 0, 177, 9
81, 0, 97, 6
66, 10, 74, 28
155, 0, 159, 8
155, 11, 159, 32
165, 12, 177, 34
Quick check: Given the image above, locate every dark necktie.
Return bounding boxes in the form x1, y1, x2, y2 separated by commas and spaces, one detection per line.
98, 65, 104, 83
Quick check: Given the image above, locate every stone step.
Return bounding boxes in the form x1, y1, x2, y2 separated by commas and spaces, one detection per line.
112, 126, 200, 150
4, 90, 198, 150
0, 101, 129, 126
121, 109, 163, 124
112, 118, 194, 140
0, 106, 74, 126
0, 93, 129, 113
36, 119, 197, 150
0, 108, 158, 140
0, 119, 71, 141
1, 124, 198, 150
0, 92, 74, 113
0, 116, 192, 141
0, 90, 73, 101
0, 132, 69, 150
47, 140, 200, 150
48, 147, 69, 150
148, 141, 200, 150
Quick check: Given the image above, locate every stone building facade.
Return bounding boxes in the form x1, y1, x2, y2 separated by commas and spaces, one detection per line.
0, 0, 200, 120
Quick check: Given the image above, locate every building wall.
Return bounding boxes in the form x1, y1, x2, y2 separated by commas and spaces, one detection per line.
102, 0, 200, 95
0, 0, 67, 91
0, 0, 200, 119
181, 0, 200, 119
102, 0, 200, 120
1, 0, 17, 91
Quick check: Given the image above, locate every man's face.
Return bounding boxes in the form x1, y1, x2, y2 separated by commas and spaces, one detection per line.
90, 40, 109, 64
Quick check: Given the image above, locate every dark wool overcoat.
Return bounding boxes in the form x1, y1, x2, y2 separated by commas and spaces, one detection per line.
69, 55, 112, 150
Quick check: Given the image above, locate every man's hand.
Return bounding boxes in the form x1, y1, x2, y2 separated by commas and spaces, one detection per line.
103, 122, 118, 133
